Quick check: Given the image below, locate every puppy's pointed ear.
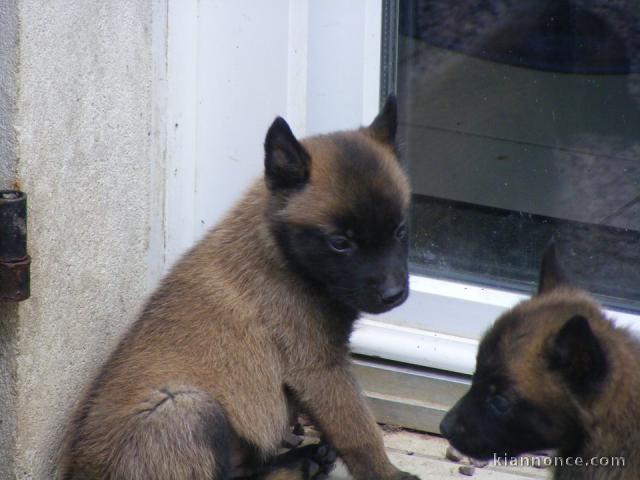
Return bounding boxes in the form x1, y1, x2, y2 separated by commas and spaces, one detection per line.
367, 94, 397, 146
549, 315, 607, 396
537, 242, 569, 295
264, 117, 311, 190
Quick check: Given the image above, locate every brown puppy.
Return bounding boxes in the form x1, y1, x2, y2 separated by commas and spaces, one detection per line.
58, 96, 419, 480
440, 245, 640, 479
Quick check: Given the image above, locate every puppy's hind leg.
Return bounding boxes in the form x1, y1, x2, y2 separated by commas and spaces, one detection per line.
114, 387, 232, 480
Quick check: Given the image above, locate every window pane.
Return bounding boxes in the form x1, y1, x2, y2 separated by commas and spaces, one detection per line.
396, 0, 640, 311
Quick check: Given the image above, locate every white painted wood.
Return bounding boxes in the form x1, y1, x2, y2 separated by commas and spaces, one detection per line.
165, 0, 198, 268
165, 0, 312, 270
164, 0, 384, 266
286, 0, 309, 135
372, 275, 528, 340
362, 0, 383, 123
353, 275, 640, 374
195, 0, 292, 242
148, 0, 169, 288
351, 318, 479, 375
306, 0, 382, 135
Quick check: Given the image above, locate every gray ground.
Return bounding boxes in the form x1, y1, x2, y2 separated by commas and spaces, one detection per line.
327, 431, 548, 479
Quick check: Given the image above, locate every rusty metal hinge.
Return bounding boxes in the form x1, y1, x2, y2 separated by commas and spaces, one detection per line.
0, 190, 30, 302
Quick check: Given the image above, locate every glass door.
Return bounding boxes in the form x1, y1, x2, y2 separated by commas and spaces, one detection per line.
397, 0, 640, 310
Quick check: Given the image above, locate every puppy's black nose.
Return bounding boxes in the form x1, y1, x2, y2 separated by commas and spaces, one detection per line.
380, 285, 406, 306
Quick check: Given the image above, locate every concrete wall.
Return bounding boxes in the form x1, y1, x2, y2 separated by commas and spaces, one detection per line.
1, 2, 23, 477
0, 1, 165, 478
0, 0, 18, 189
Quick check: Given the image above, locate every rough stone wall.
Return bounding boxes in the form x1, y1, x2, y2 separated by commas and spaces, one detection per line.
0, 0, 18, 190
0, 0, 20, 476
0, 1, 160, 478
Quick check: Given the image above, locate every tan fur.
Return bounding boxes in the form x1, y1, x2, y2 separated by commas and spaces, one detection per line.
496, 287, 640, 479
58, 128, 414, 479
285, 132, 410, 228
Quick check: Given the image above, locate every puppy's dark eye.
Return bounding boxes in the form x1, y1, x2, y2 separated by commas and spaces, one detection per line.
488, 395, 511, 415
327, 236, 354, 254
394, 222, 407, 240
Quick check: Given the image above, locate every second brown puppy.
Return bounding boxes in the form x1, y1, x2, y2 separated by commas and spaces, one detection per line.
441, 245, 640, 479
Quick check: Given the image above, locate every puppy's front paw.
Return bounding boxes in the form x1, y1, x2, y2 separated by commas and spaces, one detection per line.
303, 442, 337, 479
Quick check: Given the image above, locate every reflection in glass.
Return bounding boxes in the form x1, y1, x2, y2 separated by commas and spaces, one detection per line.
397, 0, 640, 310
